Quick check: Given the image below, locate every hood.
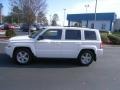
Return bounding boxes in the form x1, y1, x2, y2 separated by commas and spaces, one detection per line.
9, 35, 33, 41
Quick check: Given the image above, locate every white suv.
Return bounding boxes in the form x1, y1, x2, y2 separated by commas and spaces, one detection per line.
5, 26, 103, 66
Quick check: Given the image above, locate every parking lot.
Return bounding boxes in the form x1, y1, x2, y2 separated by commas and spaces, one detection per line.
0, 42, 120, 90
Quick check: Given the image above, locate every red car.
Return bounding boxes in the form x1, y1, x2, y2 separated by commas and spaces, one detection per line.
4, 24, 15, 30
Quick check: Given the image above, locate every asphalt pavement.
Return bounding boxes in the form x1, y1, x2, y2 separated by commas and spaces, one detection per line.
0, 42, 120, 90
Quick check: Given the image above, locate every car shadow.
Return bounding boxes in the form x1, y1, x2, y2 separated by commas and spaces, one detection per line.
0, 53, 82, 68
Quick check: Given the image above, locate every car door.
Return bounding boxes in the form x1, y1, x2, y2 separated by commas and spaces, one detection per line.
35, 29, 63, 58
61, 29, 82, 58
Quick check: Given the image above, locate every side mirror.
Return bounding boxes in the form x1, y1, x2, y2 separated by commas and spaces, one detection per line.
38, 36, 44, 40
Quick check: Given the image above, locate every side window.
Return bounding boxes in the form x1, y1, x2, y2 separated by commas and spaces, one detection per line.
42, 29, 62, 40
65, 30, 81, 40
84, 31, 97, 40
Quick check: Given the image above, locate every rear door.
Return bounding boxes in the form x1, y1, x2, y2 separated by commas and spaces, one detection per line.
61, 29, 82, 58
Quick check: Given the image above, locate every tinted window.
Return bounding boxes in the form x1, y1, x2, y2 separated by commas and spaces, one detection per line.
42, 29, 62, 40
65, 30, 81, 40
84, 31, 97, 40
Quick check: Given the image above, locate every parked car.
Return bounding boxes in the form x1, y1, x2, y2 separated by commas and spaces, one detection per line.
4, 24, 15, 30
5, 26, 103, 66
33, 24, 46, 30
0, 24, 4, 30
14, 25, 20, 30
20, 24, 29, 32
20, 24, 38, 32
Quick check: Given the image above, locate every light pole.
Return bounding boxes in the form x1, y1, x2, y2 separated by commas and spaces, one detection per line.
84, 4, 89, 13
35, 12, 38, 24
0, 3, 3, 24
49, 14, 52, 26
95, 0, 97, 21
63, 9, 66, 26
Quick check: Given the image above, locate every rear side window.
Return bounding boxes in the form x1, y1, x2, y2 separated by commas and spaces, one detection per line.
84, 31, 97, 40
65, 30, 81, 40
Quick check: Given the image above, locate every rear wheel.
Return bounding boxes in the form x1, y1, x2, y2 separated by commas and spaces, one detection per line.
78, 50, 94, 66
13, 48, 32, 65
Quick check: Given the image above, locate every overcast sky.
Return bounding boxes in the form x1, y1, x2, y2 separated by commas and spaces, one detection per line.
1, 0, 120, 25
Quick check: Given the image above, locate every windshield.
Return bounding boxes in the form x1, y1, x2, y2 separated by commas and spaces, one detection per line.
29, 29, 44, 38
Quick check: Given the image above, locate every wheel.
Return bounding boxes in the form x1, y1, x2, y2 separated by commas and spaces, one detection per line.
78, 50, 94, 66
13, 48, 32, 65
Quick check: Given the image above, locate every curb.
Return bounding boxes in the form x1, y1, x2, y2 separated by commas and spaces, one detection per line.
0, 36, 9, 43
104, 45, 120, 47
0, 36, 9, 39
0, 40, 8, 43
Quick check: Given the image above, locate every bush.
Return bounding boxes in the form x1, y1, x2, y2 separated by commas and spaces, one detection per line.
112, 32, 120, 37
5, 30, 16, 37
100, 33, 110, 44
108, 34, 120, 45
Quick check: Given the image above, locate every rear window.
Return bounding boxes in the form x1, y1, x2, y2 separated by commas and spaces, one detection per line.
65, 30, 81, 40
84, 31, 97, 40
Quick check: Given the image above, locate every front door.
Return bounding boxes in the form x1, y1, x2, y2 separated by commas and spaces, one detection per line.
35, 29, 63, 58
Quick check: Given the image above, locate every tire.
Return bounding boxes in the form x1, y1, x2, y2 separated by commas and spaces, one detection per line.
13, 48, 32, 65
78, 50, 94, 66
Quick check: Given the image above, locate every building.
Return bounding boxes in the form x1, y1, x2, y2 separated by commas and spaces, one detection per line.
67, 13, 116, 31
113, 19, 120, 31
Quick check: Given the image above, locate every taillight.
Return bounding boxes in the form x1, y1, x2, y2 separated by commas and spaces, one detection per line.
100, 42, 103, 49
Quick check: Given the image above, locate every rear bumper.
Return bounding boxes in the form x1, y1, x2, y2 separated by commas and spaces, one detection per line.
96, 49, 103, 56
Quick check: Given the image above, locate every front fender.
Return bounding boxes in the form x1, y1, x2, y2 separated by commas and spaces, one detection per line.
12, 42, 36, 57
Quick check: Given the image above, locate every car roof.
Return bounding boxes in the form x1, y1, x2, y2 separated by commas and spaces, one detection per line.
45, 26, 99, 31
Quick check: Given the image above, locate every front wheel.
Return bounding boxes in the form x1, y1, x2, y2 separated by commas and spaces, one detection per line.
13, 49, 32, 65
78, 50, 94, 66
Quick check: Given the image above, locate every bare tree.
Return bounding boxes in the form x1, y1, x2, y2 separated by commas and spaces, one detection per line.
51, 14, 59, 26
10, 0, 47, 24
37, 12, 48, 25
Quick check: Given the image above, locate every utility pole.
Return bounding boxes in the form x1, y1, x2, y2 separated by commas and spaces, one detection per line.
0, 3, 3, 24
28, 0, 31, 35
63, 9, 66, 26
95, 0, 97, 21
49, 14, 51, 25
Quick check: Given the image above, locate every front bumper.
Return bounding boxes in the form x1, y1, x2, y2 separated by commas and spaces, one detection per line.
5, 46, 13, 58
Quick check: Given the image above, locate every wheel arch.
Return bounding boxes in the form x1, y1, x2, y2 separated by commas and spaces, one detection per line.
78, 49, 96, 61
13, 46, 35, 57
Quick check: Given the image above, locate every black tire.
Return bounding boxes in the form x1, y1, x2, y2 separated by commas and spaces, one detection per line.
78, 50, 94, 66
13, 48, 32, 65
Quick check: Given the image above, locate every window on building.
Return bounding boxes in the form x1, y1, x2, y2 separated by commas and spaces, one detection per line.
91, 23, 94, 29
74, 21, 82, 27
74, 23, 79, 27
101, 24, 106, 30
84, 31, 97, 40
42, 29, 62, 40
65, 30, 81, 40
79, 21, 82, 27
